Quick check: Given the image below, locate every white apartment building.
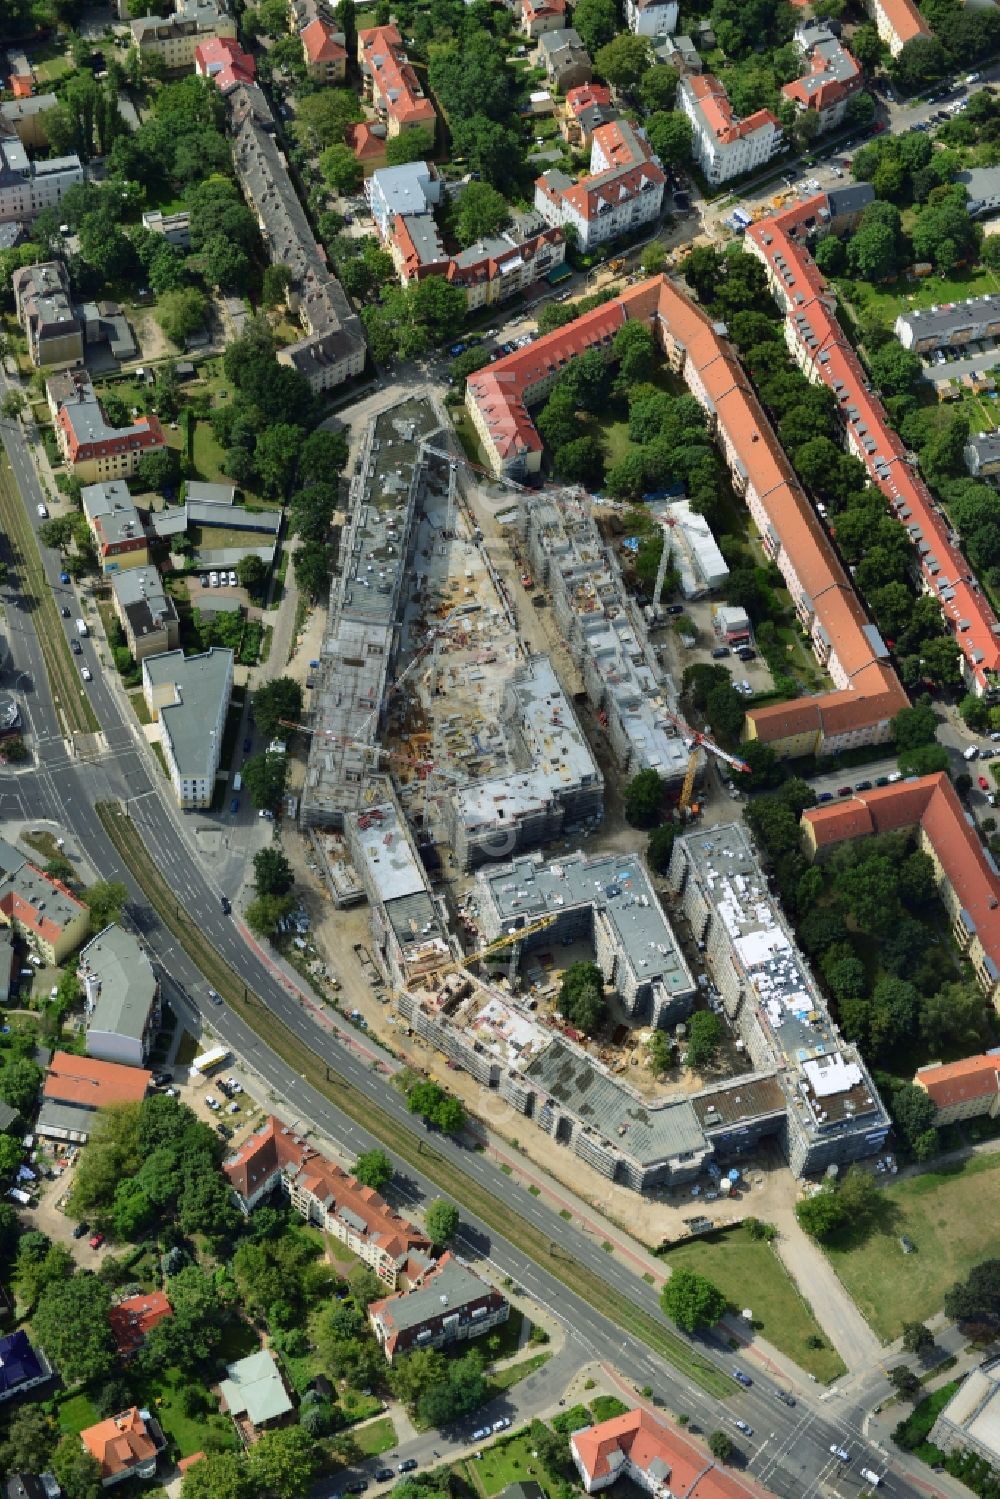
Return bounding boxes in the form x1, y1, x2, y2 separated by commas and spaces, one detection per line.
625, 0, 678, 35
534, 119, 664, 253
141, 647, 233, 808
0, 140, 82, 225
678, 73, 782, 185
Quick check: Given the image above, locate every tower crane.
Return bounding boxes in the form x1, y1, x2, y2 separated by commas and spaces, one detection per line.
662, 702, 751, 817
405, 913, 559, 995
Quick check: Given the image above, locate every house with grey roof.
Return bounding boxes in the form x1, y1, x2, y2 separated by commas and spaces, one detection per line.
538, 28, 592, 90
965, 429, 1000, 481
960, 167, 1000, 219
368, 1252, 508, 1360
0, 139, 82, 225
0, 94, 58, 150
110, 567, 180, 663
219, 1351, 294, 1434
895, 292, 1000, 354
12, 262, 82, 369
81, 924, 160, 1068
142, 647, 233, 809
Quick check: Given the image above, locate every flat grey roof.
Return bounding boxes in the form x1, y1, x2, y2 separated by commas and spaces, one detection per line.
143, 648, 232, 778
81, 480, 142, 547
185, 481, 236, 505
480, 848, 693, 996
526, 1039, 706, 1165
375, 1256, 491, 1333
896, 291, 1000, 343
80, 924, 157, 1045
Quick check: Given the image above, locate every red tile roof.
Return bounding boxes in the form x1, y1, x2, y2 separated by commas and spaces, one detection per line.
11, 76, 33, 99
44, 1052, 151, 1108
347, 121, 387, 161
565, 82, 613, 117
879, 0, 931, 46
536, 120, 664, 223
223, 1114, 307, 1201
802, 773, 1000, 980
523, 0, 566, 21
782, 38, 861, 114
915, 1054, 1000, 1110
302, 18, 347, 65
81, 1409, 159, 1480
747, 196, 1000, 694
572, 1409, 748, 1496
686, 73, 780, 144
358, 25, 435, 130
195, 35, 255, 91
109, 1291, 173, 1357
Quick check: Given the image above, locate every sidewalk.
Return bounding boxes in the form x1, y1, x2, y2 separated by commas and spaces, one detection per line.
769, 1202, 882, 1371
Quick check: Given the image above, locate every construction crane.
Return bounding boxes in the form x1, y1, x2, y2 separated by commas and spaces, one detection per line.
407, 913, 559, 994
661, 703, 751, 817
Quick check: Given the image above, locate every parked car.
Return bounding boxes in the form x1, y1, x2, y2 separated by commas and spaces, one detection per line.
711, 646, 730, 659
817, 791, 833, 802
216, 1123, 233, 1139
375, 1470, 395, 1483
230, 797, 240, 815
228, 571, 238, 587
205, 1095, 220, 1111
209, 571, 219, 587
472, 1427, 491, 1441
243, 737, 252, 754
854, 779, 872, 791
492, 1418, 511, 1432
837, 785, 853, 797
152, 1072, 173, 1087
980, 776, 990, 791
398, 1461, 418, 1474
89, 1232, 105, 1249
72, 1221, 90, 1239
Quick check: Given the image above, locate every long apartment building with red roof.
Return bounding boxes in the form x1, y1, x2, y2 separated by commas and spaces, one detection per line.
745, 195, 1000, 700
914, 1053, 1000, 1126
678, 73, 782, 185
866, 0, 930, 56
800, 772, 1000, 1007
466, 274, 908, 756
224, 1115, 432, 1286
357, 24, 435, 138
534, 118, 665, 254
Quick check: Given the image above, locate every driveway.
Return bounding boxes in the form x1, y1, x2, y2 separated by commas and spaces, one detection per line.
771, 1203, 883, 1371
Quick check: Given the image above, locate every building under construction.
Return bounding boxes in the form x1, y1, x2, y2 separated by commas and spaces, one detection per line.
519, 492, 692, 785
300, 397, 449, 830
443, 655, 603, 871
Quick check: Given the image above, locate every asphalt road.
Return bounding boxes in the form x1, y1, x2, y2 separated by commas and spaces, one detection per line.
0, 390, 952, 1499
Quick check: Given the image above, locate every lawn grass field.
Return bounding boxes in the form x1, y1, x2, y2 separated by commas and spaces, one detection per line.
136, 1366, 237, 1457
354, 1416, 397, 1456
826, 1154, 1000, 1341
57, 1392, 98, 1437
464, 1431, 559, 1498
661, 1225, 845, 1384
848, 265, 1000, 328
489, 1352, 551, 1393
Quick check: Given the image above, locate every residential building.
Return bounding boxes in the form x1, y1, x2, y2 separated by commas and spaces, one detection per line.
229, 83, 366, 393
538, 28, 592, 91
12, 261, 83, 369
746, 195, 1000, 699
0, 138, 82, 224
0, 1331, 51, 1402
965, 429, 1000, 481
45, 366, 93, 424
801, 773, 1000, 1008
572, 1408, 747, 1497
444, 655, 602, 869
931, 1360, 1000, 1465
346, 121, 388, 169
667, 823, 890, 1177
195, 35, 255, 93
534, 119, 664, 252
781, 22, 861, 132
39, 1053, 151, 1143
521, 0, 567, 39
301, 19, 347, 81
301, 396, 444, 829
561, 83, 618, 149
219, 1351, 294, 1438
55, 393, 165, 484
142, 647, 233, 809
357, 25, 435, 137
625, 0, 678, 35
81, 481, 149, 575
81, 300, 138, 363
894, 292, 1000, 353
368, 1252, 509, 1361
110, 567, 181, 664
960, 167, 1000, 219
130, 0, 237, 69
0, 838, 89, 963
80, 924, 160, 1068
366, 160, 442, 238
654, 35, 702, 74
678, 74, 782, 185
662, 498, 729, 597
141, 209, 191, 248
865, 0, 930, 56
0, 93, 58, 150
914, 1054, 1000, 1126
109, 1292, 173, 1360
224, 1114, 433, 1286
80, 1408, 164, 1487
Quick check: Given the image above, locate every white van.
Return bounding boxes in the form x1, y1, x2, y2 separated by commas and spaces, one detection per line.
860, 1469, 881, 1487
75, 618, 88, 637
36, 503, 47, 519
233, 772, 242, 793
964, 744, 979, 760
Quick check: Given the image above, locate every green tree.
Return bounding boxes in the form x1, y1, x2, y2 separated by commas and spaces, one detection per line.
33, 1275, 115, 1384
294, 541, 331, 602
2, 1404, 57, 1474
647, 824, 675, 876
945, 1259, 1000, 1328
646, 110, 693, 168
262, 264, 293, 308
795, 1187, 846, 1241
290, 484, 338, 543
902, 1321, 934, 1354
425, 1199, 460, 1246
709, 1431, 733, 1462
594, 33, 651, 90
254, 677, 303, 739
236, 554, 267, 594
682, 245, 723, 304
254, 423, 304, 500
868, 343, 923, 397
293, 88, 364, 150
685, 1011, 722, 1070
156, 287, 208, 345
385, 125, 435, 167
181, 1451, 250, 1499
573, 0, 619, 51
83, 880, 128, 933
253, 846, 294, 897
625, 768, 664, 828
888, 1365, 920, 1398
247, 1426, 320, 1499
320, 143, 363, 194
246, 893, 295, 939
640, 64, 678, 112
0, 1057, 41, 1115
354, 1149, 393, 1191
558, 960, 606, 1036
455, 182, 510, 247
661, 1268, 727, 1332
51, 1435, 103, 1499
648, 1030, 673, 1075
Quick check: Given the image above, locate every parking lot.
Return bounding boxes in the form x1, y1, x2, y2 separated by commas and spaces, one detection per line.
656, 593, 776, 701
